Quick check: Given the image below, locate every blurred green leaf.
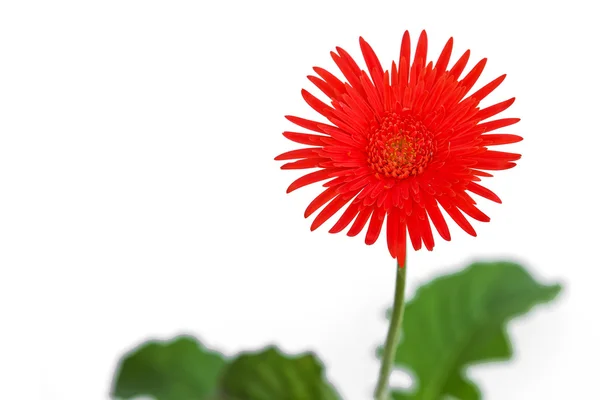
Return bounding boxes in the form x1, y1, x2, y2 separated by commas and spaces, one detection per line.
112, 337, 340, 400
389, 261, 561, 400
112, 335, 226, 400
219, 346, 341, 400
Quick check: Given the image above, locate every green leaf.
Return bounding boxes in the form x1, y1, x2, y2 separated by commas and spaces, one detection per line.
390, 261, 561, 400
112, 337, 340, 400
219, 346, 341, 400
111, 335, 226, 400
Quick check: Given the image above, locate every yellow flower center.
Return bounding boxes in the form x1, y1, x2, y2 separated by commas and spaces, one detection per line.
367, 113, 435, 179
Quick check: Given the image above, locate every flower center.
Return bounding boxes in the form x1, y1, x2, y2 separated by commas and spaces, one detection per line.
367, 113, 435, 179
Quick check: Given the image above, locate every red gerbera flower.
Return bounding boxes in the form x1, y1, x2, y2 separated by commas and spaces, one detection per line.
276, 30, 521, 266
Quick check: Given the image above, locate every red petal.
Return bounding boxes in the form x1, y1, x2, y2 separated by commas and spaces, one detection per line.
359, 37, 384, 83
318, 124, 358, 147
311, 193, 356, 231
331, 49, 364, 95
365, 207, 386, 245
471, 169, 494, 178
479, 134, 523, 146
406, 211, 422, 250
286, 168, 345, 193
454, 195, 490, 222
399, 31, 411, 76
449, 50, 470, 79
285, 115, 326, 133
466, 182, 502, 203
347, 206, 374, 237
313, 67, 347, 96
419, 213, 435, 251
478, 118, 521, 133
301, 89, 334, 118
472, 159, 517, 170
480, 150, 521, 161
282, 131, 329, 146
341, 83, 377, 121
275, 148, 320, 161
397, 221, 407, 266
386, 208, 399, 258
307, 75, 337, 100
460, 58, 487, 93
329, 201, 361, 233
476, 98, 515, 121
470, 74, 506, 102
435, 37, 453, 75
438, 197, 477, 236
305, 187, 339, 218
410, 30, 428, 83
425, 198, 450, 240
359, 71, 384, 115
281, 158, 329, 170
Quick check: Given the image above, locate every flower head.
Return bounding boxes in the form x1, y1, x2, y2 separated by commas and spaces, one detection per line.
276, 31, 521, 266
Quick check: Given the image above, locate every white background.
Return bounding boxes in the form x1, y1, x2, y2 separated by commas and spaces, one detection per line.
0, 0, 597, 399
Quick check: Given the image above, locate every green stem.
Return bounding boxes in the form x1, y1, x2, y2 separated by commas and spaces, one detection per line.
374, 260, 407, 400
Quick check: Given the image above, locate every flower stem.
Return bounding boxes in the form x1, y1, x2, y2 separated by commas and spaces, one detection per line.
374, 260, 407, 400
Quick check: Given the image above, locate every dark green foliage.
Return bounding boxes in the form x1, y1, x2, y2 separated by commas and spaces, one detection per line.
389, 262, 561, 400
